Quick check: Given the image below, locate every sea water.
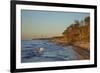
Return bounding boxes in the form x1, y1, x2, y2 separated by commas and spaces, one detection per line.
21, 40, 79, 63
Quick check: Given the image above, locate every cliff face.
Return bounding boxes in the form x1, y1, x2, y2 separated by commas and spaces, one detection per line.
52, 16, 90, 50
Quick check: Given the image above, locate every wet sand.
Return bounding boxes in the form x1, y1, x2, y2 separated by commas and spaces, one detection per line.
50, 40, 90, 60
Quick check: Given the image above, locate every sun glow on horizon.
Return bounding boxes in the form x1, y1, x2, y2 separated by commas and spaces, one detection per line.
21, 10, 89, 40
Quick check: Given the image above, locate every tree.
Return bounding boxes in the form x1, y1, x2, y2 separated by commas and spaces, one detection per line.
62, 16, 90, 43
84, 16, 90, 25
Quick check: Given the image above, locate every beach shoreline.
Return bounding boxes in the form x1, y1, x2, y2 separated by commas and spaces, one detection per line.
49, 39, 90, 60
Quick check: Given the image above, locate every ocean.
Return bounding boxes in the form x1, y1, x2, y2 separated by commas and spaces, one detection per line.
21, 40, 79, 63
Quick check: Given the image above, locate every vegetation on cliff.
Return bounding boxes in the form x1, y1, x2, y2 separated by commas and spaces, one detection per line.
63, 16, 90, 42
52, 16, 90, 50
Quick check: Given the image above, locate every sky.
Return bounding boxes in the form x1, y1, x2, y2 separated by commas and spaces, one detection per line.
21, 10, 89, 40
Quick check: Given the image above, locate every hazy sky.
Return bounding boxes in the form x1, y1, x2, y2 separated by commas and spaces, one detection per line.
21, 10, 89, 40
